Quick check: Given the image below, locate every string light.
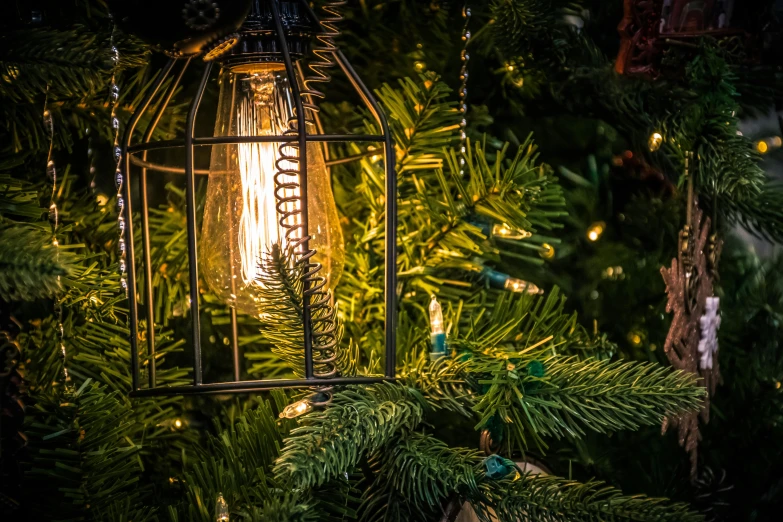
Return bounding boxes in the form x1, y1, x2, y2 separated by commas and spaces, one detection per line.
491, 223, 532, 240
755, 137, 782, 154
429, 295, 447, 360
627, 331, 643, 347
648, 132, 663, 152
43, 88, 71, 388
215, 492, 229, 522
280, 398, 313, 419
173, 418, 183, 429
587, 221, 606, 242
504, 277, 543, 294
539, 243, 555, 260
482, 268, 543, 295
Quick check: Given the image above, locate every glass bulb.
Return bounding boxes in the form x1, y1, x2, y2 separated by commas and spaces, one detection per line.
280, 398, 312, 419
504, 278, 543, 295
491, 223, 532, 240
201, 65, 345, 315
215, 492, 229, 522
429, 295, 444, 335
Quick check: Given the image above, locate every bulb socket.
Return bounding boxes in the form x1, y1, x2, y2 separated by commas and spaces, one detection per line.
221, 0, 315, 69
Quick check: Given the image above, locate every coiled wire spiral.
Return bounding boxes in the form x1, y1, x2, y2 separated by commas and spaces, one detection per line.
274, 0, 346, 407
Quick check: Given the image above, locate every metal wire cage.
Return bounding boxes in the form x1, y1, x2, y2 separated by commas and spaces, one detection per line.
121, 0, 396, 397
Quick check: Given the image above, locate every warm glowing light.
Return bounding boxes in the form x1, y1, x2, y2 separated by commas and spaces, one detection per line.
757, 140, 769, 154
776, 381, 781, 390
648, 132, 663, 152
587, 221, 605, 242
772, 136, 782, 147
414, 61, 426, 72
174, 419, 183, 429
280, 399, 312, 419
628, 332, 643, 346
504, 278, 543, 294
215, 492, 230, 521
201, 66, 345, 315
429, 295, 444, 335
539, 243, 555, 260
492, 223, 532, 240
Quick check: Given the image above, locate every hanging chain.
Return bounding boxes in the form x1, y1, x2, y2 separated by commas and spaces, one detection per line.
44, 88, 70, 387
107, 26, 126, 297
459, 3, 471, 177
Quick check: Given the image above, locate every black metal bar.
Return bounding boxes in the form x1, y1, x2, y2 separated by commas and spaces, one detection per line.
333, 50, 398, 379
226, 75, 241, 383
140, 58, 191, 388
122, 59, 177, 392
129, 156, 213, 175
270, 0, 314, 379
130, 149, 377, 173
127, 134, 385, 153
185, 62, 213, 386
129, 376, 393, 397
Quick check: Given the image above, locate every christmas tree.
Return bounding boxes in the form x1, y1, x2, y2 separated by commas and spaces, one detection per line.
1, 1, 781, 521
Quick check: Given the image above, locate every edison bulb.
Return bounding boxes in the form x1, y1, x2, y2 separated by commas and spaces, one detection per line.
201, 65, 345, 315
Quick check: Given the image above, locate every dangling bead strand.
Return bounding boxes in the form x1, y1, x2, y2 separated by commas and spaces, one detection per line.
459, 3, 471, 177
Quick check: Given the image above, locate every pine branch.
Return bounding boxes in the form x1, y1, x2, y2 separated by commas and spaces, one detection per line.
473, 355, 705, 450
0, 24, 149, 104
0, 224, 73, 301
359, 432, 482, 522
483, 473, 703, 522
23, 380, 153, 521
361, 431, 703, 522
402, 354, 476, 417
274, 383, 425, 489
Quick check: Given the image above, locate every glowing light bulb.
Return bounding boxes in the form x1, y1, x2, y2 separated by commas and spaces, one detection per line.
429, 295, 446, 360
280, 398, 312, 419
215, 492, 229, 521
201, 65, 345, 315
173, 418, 183, 429
430, 295, 444, 335
491, 223, 532, 240
504, 278, 543, 295
539, 243, 555, 260
587, 221, 605, 242
756, 140, 769, 154
648, 132, 663, 152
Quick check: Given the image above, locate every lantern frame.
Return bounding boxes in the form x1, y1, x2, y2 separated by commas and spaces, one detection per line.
121, 0, 397, 397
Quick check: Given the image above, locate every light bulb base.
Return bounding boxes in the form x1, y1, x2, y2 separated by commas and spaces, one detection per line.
220, 0, 315, 68
430, 332, 447, 361
482, 267, 510, 288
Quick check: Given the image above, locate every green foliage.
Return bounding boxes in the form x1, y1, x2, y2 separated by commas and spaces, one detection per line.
483, 473, 703, 522
23, 380, 155, 522
0, 224, 73, 301
359, 433, 482, 522
274, 383, 425, 489
487, 2, 781, 242
0, 3, 720, 520
174, 397, 312, 522
474, 356, 704, 451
